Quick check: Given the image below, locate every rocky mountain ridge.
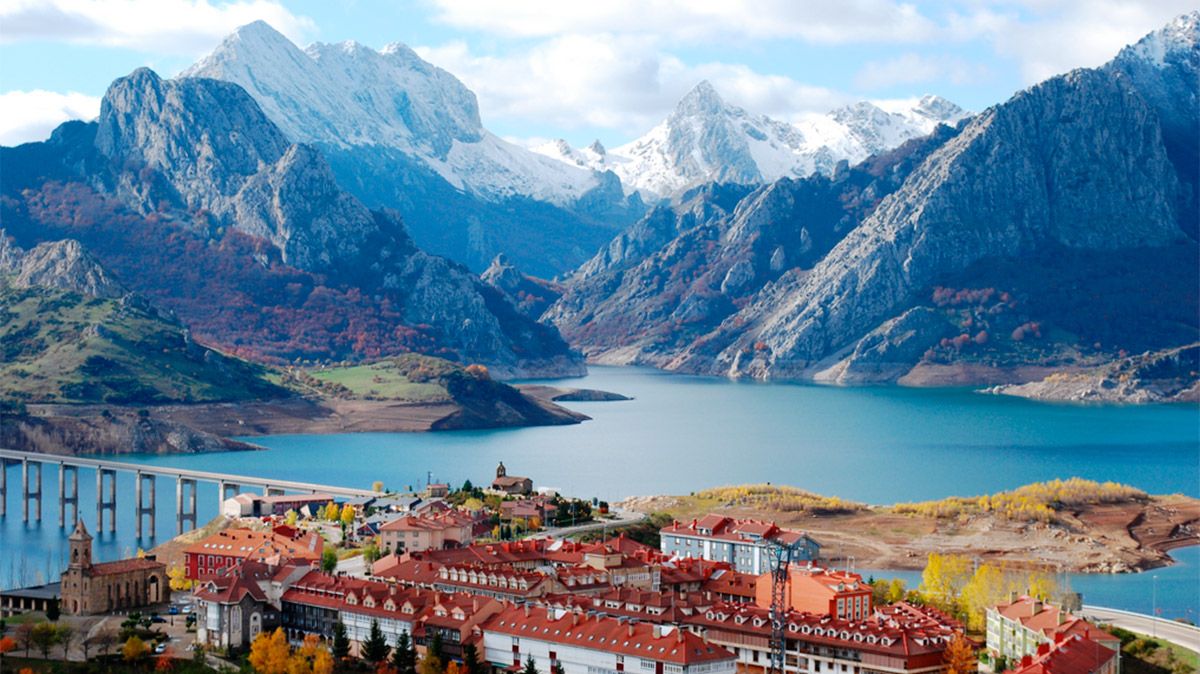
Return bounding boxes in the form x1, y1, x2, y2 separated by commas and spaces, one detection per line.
534, 81, 968, 199
548, 13, 1199, 392
183, 21, 642, 275
1, 68, 584, 377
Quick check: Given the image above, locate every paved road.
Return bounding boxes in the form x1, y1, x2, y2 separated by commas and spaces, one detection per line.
537, 508, 647, 539
1081, 605, 1200, 654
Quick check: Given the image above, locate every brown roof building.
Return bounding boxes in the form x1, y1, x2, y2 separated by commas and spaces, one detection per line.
61, 520, 168, 615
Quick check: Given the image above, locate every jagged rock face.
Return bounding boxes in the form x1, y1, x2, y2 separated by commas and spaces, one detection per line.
182, 21, 641, 276
2, 67, 585, 376
694, 67, 1185, 379
0, 233, 126, 299
96, 68, 290, 217
480, 254, 565, 321
548, 129, 956, 363
552, 15, 1197, 382
1106, 11, 1200, 237
534, 81, 968, 199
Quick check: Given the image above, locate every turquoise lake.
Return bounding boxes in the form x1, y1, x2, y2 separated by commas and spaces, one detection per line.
3, 367, 1198, 617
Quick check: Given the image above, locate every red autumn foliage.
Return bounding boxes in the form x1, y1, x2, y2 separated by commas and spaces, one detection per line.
6, 182, 449, 364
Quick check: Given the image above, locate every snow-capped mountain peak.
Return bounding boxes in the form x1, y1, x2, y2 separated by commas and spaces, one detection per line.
1117, 10, 1199, 67
184, 21, 603, 205
533, 81, 969, 199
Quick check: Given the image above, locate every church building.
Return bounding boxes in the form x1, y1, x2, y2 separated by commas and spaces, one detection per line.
490, 461, 533, 495
60, 519, 169, 615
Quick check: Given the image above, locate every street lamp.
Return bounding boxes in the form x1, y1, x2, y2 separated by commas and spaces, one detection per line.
1151, 575, 1158, 638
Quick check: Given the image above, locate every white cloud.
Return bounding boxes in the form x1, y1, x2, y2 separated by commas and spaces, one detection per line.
0, 0, 315, 54
417, 34, 850, 138
948, 0, 1197, 83
426, 0, 938, 44
854, 53, 989, 91
0, 90, 101, 146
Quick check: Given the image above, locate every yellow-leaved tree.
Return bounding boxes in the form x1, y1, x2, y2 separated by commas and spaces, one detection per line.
167, 564, 193, 591
920, 553, 972, 610
249, 628, 292, 674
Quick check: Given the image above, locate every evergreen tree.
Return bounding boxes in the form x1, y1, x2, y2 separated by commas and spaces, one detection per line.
363, 619, 391, 664
332, 621, 351, 660
462, 643, 482, 674
393, 631, 417, 674
523, 654, 539, 674
45, 599, 60, 622
428, 630, 445, 664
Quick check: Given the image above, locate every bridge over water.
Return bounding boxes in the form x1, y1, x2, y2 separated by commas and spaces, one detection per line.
0, 449, 377, 537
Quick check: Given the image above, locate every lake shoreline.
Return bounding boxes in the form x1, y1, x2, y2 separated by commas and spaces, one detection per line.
620, 491, 1200, 575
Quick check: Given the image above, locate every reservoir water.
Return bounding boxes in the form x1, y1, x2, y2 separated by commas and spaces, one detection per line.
3, 367, 1198, 617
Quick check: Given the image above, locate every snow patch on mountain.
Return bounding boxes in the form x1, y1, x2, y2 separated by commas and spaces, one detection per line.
533, 82, 969, 199
184, 21, 602, 206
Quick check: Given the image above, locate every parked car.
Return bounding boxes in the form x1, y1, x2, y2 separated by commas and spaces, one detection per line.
168, 605, 179, 615
181, 605, 192, 614
154, 643, 167, 654
151, 616, 167, 623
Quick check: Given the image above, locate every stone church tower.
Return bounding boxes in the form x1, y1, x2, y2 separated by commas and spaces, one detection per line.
68, 519, 93, 570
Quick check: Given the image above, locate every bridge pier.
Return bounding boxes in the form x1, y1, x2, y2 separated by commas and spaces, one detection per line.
0, 458, 8, 517
22, 459, 42, 523
135, 472, 156, 539
58, 464, 79, 527
96, 468, 116, 532
218, 480, 240, 506
264, 485, 285, 497
176, 477, 197, 534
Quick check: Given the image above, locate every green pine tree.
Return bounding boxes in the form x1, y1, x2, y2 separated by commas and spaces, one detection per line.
332, 620, 351, 660
363, 619, 391, 664
393, 631, 417, 674
428, 630, 445, 664
462, 642, 482, 674
523, 654, 539, 674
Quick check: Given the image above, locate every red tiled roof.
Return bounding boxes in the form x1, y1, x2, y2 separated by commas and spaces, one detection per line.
485, 604, 735, 666
90, 558, 165, 576
1008, 635, 1116, 674
688, 601, 958, 659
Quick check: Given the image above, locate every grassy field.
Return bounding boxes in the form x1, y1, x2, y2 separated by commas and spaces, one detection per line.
0, 284, 285, 405
306, 358, 451, 402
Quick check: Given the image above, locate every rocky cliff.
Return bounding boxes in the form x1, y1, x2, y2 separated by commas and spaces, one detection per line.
550, 14, 1199, 390
1, 68, 584, 377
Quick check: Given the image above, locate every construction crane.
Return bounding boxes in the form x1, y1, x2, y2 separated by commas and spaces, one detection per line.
767, 540, 793, 674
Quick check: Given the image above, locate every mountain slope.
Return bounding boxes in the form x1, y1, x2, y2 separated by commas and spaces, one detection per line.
184, 21, 642, 275
547, 128, 959, 361
551, 14, 1199, 387
0, 234, 286, 405
534, 81, 968, 198
1, 68, 583, 377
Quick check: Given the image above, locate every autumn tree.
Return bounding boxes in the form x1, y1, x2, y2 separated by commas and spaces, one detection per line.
30, 622, 59, 659
960, 564, 1007, 630
362, 620, 391, 665
123, 636, 150, 664
373, 481, 385, 493
446, 663, 462, 674
417, 651, 444, 674
920, 553, 971, 611
886, 578, 907, 603
249, 628, 292, 674
167, 564, 194, 591
285, 509, 299, 526
943, 634, 977, 674
341, 504, 356, 528
0, 636, 15, 668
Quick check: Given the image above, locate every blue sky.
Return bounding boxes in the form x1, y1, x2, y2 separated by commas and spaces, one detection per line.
0, 0, 1193, 147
